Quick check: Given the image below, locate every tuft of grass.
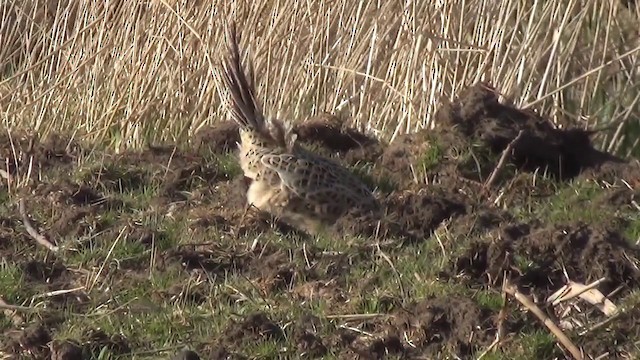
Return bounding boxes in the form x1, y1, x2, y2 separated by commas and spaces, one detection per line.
623, 214, 640, 246
351, 161, 397, 194
514, 179, 603, 223
418, 141, 444, 172
211, 153, 243, 179
0, 261, 26, 305
516, 330, 559, 360
473, 290, 504, 312
457, 141, 503, 182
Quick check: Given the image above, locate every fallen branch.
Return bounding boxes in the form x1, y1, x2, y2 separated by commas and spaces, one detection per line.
504, 281, 584, 360
19, 198, 59, 252
33, 286, 86, 299
0, 300, 64, 317
0, 301, 46, 313
484, 130, 525, 190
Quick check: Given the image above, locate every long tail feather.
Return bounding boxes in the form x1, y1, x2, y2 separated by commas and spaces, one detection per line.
219, 21, 265, 133
218, 21, 297, 151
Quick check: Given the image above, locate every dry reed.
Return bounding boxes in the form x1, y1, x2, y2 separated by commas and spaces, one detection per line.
1, 0, 639, 155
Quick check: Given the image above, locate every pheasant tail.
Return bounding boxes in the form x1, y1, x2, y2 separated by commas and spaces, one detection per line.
219, 21, 296, 150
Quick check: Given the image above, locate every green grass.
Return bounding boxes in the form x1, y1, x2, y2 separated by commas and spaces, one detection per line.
351, 161, 397, 194
473, 290, 504, 312
514, 179, 607, 223
624, 214, 640, 246
418, 140, 444, 173
1, 143, 639, 359
0, 262, 26, 305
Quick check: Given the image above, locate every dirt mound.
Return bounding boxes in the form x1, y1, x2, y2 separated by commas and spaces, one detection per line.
332, 187, 467, 242
82, 145, 232, 200
294, 113, 373, 151
2, 323, 52, 359
335, 296, 495, 358
49, 339, 84, 360
196, 312, 285, 359
0, 132, 83, 179
167, 242, 353, 299
20, 259, 91, 311
380, 128, 469, 189
171, 349, 202, 360
581, 158, 640, 186
224, 312, 285, 345
202, 297, 495, 359
453, 222, 640, 296
194, 121, 241, 154
1, 325, 129, 359
294, 315, 328, 358
395, 296, 495, 356
438, 83, 623, 179
379, 83, 627, 191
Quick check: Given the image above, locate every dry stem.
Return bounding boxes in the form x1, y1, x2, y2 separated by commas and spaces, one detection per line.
484, 130, 525, 190
504, 281, 584, 360
1, 1, 639, 154
18, 198, 59, 252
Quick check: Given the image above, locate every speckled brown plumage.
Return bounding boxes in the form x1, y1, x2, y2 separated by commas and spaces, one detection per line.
216, 22, 379, 234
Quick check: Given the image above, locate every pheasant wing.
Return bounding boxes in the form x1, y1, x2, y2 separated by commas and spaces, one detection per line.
260, 153, 345, 199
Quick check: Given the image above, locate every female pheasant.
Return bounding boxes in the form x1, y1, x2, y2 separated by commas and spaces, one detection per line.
217, 22, 380, 234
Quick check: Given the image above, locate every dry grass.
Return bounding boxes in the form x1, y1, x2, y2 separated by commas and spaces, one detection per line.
1, 0, 639, 154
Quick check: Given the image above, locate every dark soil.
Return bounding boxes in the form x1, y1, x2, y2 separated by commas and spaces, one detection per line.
453, 222, 640, 297
2, 325, 129, 359
435, 83, 624, 180
322, 296, 496, 359
0, 132, 83, 177
392, 296, 496, 356
2, 82, 639, 359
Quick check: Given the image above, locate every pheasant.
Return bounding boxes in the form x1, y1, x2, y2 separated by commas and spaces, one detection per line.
216, 22, 380, 234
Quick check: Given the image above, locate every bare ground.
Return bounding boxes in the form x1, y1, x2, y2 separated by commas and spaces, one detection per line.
1, 83, 639, 359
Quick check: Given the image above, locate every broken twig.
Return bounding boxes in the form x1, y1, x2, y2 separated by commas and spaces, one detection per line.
19, 198, 59, 252
504, 281, 583, 360
485, 130, 525, 189
325, 313, 387, 320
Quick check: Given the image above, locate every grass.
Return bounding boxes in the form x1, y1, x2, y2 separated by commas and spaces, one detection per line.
418, 139, 444, 173
1, 0, 640, 359
3, 145, 637, 360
